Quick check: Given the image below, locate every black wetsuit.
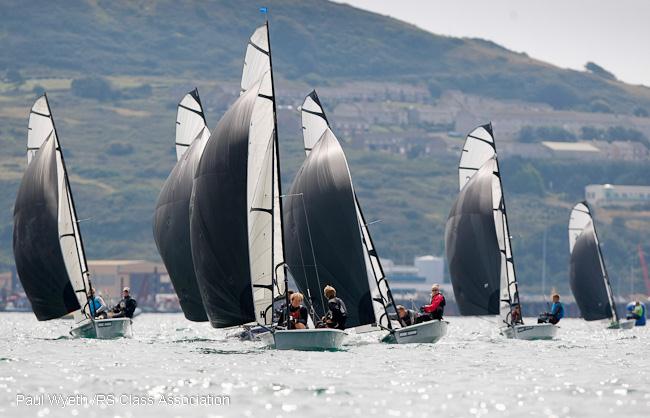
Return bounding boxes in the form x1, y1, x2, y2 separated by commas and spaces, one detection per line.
113, 296, 137, 318
288, 305, 309, 329
325, 297, 347, 330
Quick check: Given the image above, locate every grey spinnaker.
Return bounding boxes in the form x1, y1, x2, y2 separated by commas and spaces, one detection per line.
189, 85, 261, 328
13, 134, 80, 320
284, 130, 376, 328
153, 90, 209, 322
568, 202, 618, 321
445, 159, 501, 315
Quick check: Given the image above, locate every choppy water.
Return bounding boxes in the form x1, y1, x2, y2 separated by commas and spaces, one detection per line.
0, 313, 648, 417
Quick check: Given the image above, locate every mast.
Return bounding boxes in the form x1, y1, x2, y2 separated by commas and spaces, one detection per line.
264, 15, 289, 321
44, 94, 92, 308
492, 150, 522, 323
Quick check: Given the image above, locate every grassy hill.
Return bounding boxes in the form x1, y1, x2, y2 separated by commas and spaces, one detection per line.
1, 0, 649, 297
2, 0, 650, 113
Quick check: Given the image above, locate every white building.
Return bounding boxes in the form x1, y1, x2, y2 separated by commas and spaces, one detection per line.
414, 255, 445, 284
381, 255, 445, 292
585, 184, 650, 207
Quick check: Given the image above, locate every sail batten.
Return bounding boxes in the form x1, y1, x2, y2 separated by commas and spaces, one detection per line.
175, 89, 209, 160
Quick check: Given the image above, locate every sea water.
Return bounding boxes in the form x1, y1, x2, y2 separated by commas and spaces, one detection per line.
0, 313, 648, 417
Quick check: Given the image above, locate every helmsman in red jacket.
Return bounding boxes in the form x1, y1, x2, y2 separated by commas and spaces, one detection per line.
416, 284, 446, 323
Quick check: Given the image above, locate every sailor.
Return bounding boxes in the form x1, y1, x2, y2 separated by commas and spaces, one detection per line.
287, 292, 309, 330
394, 305, 417, 327
416, 284, 445, 323
275, 290, 294, 326
539, 293, 564, 324
510, 304, 523, 325
626, 301, 646, 326
322, 285, 347, 330
87, 287, 107, 319
111, 287, 138, 319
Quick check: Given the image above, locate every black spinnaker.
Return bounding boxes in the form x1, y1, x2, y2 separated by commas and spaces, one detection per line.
189, 84, 261, 328
284, 130, 376, 328
153, 89, 210, 322
445, 159, 501, 315
299, 90, 396, 329
13, 95, 91, 321
568, 202, 618, 321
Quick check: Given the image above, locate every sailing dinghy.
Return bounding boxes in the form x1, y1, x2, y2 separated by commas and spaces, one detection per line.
153, 89, 210, 322
297, 91, 447, 344
13, 95, 132, 339
445, 124, 557, 340
568, 202, 635, 329
189, 22, 343, 350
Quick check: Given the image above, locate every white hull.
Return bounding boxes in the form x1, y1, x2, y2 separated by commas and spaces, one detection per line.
608, 319, 635, 330
260, 328, 347, 351
501, 323, 557, 340
70, 318, 133, 339
382, 320, 448, 344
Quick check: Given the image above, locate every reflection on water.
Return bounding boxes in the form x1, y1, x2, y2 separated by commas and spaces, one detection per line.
0, 313, 648, 417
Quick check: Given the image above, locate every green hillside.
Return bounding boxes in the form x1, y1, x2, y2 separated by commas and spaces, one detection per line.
1, 0, 649, 297
2, 0, 650, 113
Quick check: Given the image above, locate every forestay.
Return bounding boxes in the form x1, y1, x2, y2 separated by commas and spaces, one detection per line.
299, 90, 394, 329
568, 202, 618, 321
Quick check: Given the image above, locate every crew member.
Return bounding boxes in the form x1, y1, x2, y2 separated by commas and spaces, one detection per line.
322, 285, 347, 330
627, 301, 646, 326
112, 287, 137, 319
87, 287, 107, 319
395, 305, 416, 327
538, 293, 564, 324
417, 284, 445, 323
288, 292, 309, 330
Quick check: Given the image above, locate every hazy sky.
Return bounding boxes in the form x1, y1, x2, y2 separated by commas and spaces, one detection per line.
334, 0, 650, 87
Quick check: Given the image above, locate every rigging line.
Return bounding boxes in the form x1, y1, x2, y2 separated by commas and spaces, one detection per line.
300, 193, 326, 312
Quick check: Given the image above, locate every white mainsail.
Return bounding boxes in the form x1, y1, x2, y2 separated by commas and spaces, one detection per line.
300, 91, 393, 329
175, 89, 209, 160
241, 23, 285, 325
28, 95, 91, 317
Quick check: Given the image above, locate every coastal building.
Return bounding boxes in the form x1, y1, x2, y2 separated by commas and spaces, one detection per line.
585, 184, 650, 207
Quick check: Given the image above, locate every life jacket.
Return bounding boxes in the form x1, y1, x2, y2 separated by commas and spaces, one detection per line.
290, 307, 301, 320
